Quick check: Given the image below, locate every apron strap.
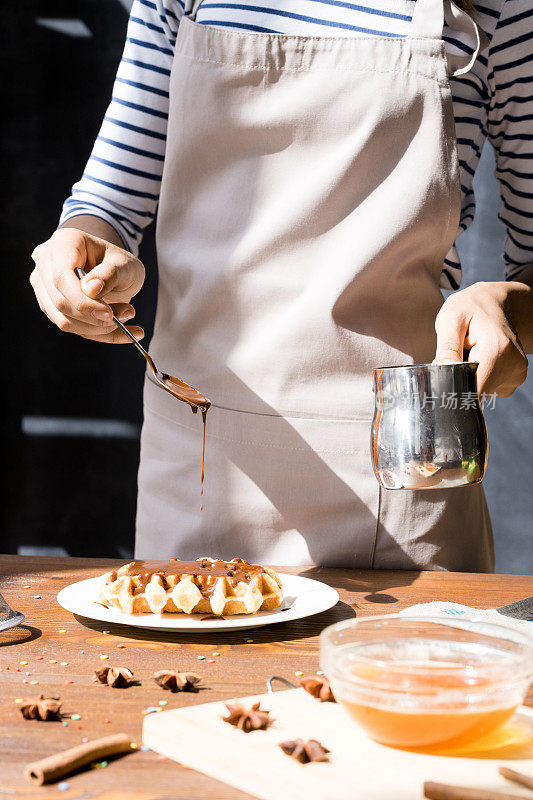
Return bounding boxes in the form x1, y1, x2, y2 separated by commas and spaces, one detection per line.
189, 0, 204, 19
409, 0, 489, 78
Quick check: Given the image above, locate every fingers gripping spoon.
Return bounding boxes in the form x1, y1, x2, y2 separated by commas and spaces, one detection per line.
75, 268, 211, 504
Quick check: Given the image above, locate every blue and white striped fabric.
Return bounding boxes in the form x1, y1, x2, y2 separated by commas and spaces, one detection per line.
60, 0, 533, 289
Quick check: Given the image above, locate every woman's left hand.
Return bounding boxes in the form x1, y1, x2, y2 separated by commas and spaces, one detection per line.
434, 281, 528, 397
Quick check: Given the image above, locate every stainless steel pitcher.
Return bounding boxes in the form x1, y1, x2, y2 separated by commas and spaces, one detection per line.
371, 362, 488, 490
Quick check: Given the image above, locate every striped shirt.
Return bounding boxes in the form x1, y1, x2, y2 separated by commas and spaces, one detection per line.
60, 0, 533, 289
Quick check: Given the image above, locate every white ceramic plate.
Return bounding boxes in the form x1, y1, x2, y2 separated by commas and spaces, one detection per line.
56, 574, 339, 632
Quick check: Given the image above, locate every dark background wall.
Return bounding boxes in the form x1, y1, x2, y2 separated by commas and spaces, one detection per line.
2, 0, 155, 559
2, 1, 531, 569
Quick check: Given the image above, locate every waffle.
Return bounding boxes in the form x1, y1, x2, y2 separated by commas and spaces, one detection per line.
97, 557, 283, 616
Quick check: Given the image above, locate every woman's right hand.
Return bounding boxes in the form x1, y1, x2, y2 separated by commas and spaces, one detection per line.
30, 227, 146, 343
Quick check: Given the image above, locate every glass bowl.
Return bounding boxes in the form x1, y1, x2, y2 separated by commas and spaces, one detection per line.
320, 616, 533, 749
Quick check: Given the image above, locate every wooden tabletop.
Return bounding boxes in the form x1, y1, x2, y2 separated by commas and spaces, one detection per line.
1, 555, 532, 800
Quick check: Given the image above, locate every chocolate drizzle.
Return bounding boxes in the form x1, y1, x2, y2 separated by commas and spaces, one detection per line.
158, 374, 210, 509
121, 558, 265, 598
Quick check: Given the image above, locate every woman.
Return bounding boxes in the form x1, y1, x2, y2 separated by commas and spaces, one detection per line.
30, 0, 532, 570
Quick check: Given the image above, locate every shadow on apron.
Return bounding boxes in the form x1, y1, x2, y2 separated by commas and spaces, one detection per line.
137, 375, 493, 571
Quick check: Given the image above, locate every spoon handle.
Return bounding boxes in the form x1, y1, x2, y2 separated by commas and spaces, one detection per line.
74, 267, 156, 372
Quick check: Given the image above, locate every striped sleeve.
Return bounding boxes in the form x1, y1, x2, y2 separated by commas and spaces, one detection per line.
59, 0, 182, 254
487, 0, 533, 280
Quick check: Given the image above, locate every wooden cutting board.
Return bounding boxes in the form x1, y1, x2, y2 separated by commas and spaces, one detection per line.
143, 689, 533, 800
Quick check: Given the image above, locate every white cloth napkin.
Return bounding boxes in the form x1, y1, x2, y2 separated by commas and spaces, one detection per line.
398, 600, 533, 636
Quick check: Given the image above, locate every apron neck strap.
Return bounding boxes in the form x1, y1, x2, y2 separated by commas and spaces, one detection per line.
190, 0, 204, 19
409, 0, 445, 40
409, 0, 488, 78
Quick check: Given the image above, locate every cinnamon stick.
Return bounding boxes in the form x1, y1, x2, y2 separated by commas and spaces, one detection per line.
24, 733, 134, 785
499, 768, 533, 792
424, 782, 530, 800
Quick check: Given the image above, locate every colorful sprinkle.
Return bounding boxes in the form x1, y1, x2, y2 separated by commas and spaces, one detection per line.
36, 656, 43, 661
22, 679, 28, 684
103, 630, 110, 635
65, 680, 73, 685
245, 639, 253, 643
316, 670, 324, 676
25, 672, 31, 676
15, 668, 20, 672
58, 629, 66, 633
58, 782, 70, 791
62, 721, 68, 727
140, 745, 150, 751
104, 718, 111, 724
99, 655, 108, 660
19, 661, 28, 666
76, 725, 82, 730
197, 656, 205, 661
82, 737, 88, 743
29, 680, 39, 685
130, 743, 138, 749
23, 585, 30, 589
60, 662, 68, 666
213, 652, 220, 657
294, 671, 303, 677
158, 700, 167, 706
33, 596, 41, 599
81, 650, 85, 655
71, 714, 81, 721
208, 659, 215, 664
49, 660, 57, 664
14, 699, 23, 704
117, 644, 125, 649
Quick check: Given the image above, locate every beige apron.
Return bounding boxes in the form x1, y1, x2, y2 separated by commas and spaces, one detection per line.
135, 0, 494, 570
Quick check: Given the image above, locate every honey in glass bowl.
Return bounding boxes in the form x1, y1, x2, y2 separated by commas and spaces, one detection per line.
320, 616, 533, 750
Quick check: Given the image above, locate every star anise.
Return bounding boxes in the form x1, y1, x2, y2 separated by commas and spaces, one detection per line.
298, 675, 335, 703
19, 694, 62, 721
279, 738, 330, 763
152, 670, 201, 692
222, 701, 273, 732
94, 665, 135, 688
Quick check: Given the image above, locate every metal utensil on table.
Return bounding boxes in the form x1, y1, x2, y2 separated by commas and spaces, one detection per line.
371, 362, 488, 490
75, 268, 210, 411
496, 597, 533, 621
0, 592, 25, 631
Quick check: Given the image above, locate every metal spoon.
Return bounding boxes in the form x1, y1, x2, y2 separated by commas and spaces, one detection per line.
496, 597, 533, 621
0, 592, 25, 632
75, 268, 210, 412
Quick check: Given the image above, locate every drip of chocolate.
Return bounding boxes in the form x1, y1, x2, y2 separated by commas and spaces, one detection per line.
159, 374, 210, 509
200, 408, 207, 510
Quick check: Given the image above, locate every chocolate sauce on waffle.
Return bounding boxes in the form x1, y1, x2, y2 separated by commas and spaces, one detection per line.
123, 558, 265, 598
